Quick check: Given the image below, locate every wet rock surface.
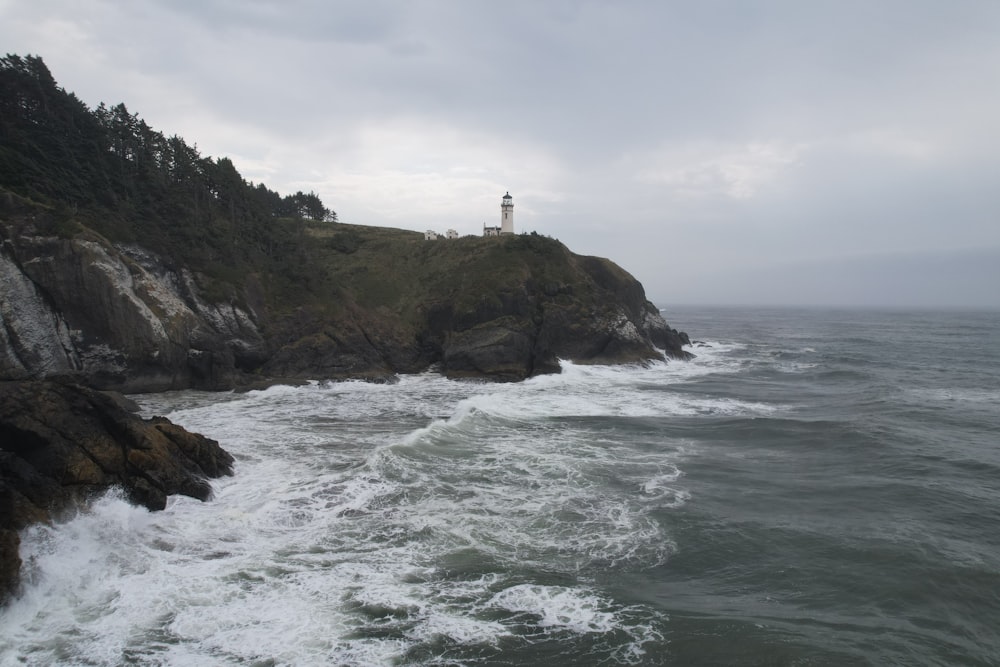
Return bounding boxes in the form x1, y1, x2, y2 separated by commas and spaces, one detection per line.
0, 380, 233, 602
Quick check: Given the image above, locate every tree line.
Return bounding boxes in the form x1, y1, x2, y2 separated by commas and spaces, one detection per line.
0, 53, 336, 280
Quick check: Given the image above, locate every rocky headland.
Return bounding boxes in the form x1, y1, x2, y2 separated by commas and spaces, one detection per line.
0, 55, 689, 391
0, 54, 691, 603
1, 194, 688, 390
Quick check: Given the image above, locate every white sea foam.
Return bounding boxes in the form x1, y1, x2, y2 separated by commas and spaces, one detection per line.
906, 386, 1000, 405
2, 355, 759, 664
418, 358, 779, 422
490, 584, 619, 633
487, 584, 665, 664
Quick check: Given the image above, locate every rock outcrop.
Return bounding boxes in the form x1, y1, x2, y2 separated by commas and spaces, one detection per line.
416, 238, 690, 381
1, 216, 266, 393
0, 380, 234, 601
1, 201, 690, 388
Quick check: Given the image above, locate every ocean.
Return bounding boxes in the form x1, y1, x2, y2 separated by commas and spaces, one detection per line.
1, 306, 998, 666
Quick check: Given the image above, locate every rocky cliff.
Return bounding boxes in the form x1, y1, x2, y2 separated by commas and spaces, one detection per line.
0, 227, 265, 393
0, 56, 690, 389
1, 194, 689, 390
0, 380, 234, 601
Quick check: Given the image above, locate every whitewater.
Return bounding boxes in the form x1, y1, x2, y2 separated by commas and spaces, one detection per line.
2, 307, 998, 666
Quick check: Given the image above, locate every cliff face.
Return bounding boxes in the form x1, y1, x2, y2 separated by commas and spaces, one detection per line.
1, 203, 267, 392
422, 250, 690, 381
0, 196, 689, 389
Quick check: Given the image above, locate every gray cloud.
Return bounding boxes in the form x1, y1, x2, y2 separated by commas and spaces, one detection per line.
2, 0, 998, 307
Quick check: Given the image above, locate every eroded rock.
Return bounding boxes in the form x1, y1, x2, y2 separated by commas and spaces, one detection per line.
0, 380, 233, 602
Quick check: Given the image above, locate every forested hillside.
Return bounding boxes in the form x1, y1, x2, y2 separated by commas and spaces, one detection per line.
0, 54, 333, 290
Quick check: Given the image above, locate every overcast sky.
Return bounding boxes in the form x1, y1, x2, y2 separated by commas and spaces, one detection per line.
3, 0, 999, 308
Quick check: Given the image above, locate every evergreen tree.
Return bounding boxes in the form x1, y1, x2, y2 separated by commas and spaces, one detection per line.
0, 53, 339, 279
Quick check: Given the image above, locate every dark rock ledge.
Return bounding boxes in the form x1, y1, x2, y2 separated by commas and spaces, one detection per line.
0, 380, 233, 603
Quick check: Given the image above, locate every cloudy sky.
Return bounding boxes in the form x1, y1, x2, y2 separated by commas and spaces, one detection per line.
3, 0, 999, 307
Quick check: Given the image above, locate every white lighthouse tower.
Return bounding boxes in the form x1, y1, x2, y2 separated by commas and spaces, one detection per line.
500, 192, 514, 235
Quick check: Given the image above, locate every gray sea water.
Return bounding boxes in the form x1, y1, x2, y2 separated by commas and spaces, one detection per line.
1, 306, 998, 666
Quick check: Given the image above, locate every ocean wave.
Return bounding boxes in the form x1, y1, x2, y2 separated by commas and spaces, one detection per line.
905, 386, 1000, 405
6, 360, 702, 664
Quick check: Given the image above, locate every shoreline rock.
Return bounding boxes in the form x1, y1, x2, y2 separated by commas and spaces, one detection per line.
0, 380, 234, 603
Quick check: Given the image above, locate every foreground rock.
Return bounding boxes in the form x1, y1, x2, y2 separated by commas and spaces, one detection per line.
0, 380, 233, 602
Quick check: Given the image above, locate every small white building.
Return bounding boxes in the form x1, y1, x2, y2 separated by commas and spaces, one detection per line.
424, 230, 439, 240
483, 224, 501, 237
446, 229, 459, 239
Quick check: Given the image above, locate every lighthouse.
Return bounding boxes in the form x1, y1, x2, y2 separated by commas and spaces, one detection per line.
500, 192, 514, 235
